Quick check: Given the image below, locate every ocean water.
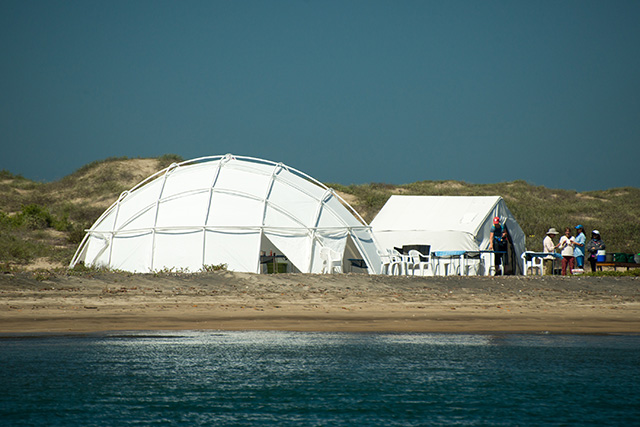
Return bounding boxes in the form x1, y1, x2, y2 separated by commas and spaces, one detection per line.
1, 331, 638, 426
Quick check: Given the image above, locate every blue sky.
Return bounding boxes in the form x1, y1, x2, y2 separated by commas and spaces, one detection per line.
1, 0, 639, 192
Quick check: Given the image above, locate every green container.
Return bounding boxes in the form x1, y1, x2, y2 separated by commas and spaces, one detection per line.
627, 253, 636, 263
266, 262, 288, 274
613, 253, 627, 262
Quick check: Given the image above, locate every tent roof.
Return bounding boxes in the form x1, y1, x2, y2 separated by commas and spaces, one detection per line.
371, 195, 503, 235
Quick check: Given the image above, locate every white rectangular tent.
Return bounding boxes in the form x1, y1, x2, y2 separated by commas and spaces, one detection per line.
370, 195, 526, 275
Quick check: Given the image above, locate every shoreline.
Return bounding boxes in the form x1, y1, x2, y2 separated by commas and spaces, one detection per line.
2, 271, 639, 334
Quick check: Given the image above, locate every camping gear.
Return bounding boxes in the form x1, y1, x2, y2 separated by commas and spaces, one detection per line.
597, 250, 606, 262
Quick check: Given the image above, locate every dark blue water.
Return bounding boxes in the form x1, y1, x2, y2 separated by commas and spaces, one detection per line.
1, 331, 639, 426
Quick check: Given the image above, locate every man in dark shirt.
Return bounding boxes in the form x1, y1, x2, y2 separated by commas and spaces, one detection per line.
489, 216, 508, 275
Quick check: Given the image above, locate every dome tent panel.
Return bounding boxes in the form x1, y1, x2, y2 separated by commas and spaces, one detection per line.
154, 229, 203, 272
203, 229, 261, 272
263, 229, 311, 273
110, 231, 154, 272
315, 202, 353, 228
319, 195, 364, 227
155, 191, 210, 228
263, 203, 308, 230
70, 154, 383, 274
90, 205, 117, 233
79, 233, 109, 268
207, 192, 265, 227
315, 229, 349, 254
160, 162, 216, 200
114, 204, 156, 233
212, 160, 273, 199
113, 178, 164, 230
267, 177, 324, 227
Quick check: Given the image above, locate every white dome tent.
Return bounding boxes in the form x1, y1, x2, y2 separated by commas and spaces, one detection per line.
70, 154, 382, 274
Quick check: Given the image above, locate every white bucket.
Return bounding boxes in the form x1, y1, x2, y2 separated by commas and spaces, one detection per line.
597, 250, 606, 262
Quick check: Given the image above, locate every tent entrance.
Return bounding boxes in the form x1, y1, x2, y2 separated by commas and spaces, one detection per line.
259, 234, 300, 274
502, 229, 520, 275
343, 234, 368, 273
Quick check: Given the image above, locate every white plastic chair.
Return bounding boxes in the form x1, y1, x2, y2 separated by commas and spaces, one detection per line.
320, 247, 342, 274
521, 252, 543, 276
408, 250, 433, 276
377, 250, 392, 275
388, 248, 409, 275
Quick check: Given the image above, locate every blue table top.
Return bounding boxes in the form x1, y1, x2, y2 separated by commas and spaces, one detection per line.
433, 251, 466, 257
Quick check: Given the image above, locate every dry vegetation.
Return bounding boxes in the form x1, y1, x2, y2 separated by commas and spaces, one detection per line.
1, 155, 639, 272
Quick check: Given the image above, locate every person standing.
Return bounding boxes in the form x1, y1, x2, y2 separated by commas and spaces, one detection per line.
543, 228, 559, 275
489, 216, 508, 275
573, 225, 586, 270
586, 230, 606, 272
558, 227, 574, 275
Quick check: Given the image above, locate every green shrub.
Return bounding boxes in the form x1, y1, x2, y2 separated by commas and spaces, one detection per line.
0, 170, 26, 180
158, 154, 184, 169
200, 263, 227, 272
67, 263, 114, 276
584, 269, 640, 277
0, 232, 42, 263
17, 204, 54, 229
67, 223, 88, 244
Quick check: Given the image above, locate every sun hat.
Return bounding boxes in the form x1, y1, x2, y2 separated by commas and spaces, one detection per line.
592, 230, 600, 235
493, 216, 500, 224
546, 228, 559, 235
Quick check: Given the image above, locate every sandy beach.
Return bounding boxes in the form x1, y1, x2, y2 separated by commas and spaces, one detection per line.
1, 271, 639, 334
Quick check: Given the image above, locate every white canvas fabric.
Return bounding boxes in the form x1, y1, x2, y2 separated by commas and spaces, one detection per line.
70, 154, 382, 274
370, 195, 526, 274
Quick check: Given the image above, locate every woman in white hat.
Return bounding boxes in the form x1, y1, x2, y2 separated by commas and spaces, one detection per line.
543, 228, 559, 275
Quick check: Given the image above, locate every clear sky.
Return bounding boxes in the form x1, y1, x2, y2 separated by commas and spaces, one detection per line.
1, 1, 639, 192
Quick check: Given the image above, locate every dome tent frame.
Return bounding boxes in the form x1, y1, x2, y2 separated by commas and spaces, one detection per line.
70, 154, 382, 274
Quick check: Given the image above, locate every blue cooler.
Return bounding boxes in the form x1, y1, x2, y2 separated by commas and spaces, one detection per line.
597, 250, 606, 262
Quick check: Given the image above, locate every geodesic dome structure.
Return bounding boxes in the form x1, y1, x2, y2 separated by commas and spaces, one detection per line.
70, 154, 382, 274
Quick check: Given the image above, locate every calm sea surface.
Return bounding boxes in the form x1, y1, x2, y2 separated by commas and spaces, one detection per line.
1, 331, 638, 426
